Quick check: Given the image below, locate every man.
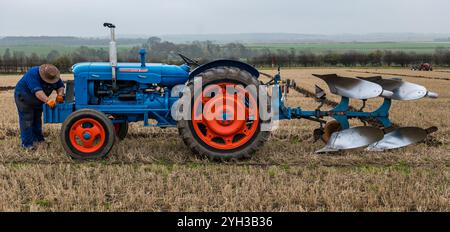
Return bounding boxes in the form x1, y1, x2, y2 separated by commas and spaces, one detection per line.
14, 64, 65, 149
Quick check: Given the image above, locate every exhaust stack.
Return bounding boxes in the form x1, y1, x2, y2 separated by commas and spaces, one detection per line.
103, 22, 118, 92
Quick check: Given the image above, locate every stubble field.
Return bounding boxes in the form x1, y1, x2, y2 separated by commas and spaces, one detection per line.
0, 68, 449, 211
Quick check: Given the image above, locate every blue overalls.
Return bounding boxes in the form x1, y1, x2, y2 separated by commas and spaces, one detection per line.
14, 66, 64, 148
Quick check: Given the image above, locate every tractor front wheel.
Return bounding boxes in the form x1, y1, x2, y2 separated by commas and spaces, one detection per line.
61, 109, 116, 159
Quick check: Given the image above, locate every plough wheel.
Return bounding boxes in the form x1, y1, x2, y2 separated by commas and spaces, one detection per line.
177, 67, 270, 160
61, 109, 116, 159
322, 120, 341, 143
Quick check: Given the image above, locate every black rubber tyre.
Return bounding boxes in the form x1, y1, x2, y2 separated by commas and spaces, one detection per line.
61, 109, 116, 160
114, 122, 129, 140
177, 66, 271, 160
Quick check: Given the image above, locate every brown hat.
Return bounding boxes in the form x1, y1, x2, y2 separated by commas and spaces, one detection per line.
39, 64, 60, 84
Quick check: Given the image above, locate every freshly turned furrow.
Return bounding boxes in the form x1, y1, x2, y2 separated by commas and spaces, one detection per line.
0, 86, 15, 92
435, 70, 450, 73
346, 70, 450, 81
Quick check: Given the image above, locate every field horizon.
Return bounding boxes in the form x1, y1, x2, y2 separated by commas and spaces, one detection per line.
2, 41, 450, 56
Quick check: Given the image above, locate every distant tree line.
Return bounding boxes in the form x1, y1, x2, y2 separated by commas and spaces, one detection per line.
1, 37, 450, 73
250, 48, 450, 68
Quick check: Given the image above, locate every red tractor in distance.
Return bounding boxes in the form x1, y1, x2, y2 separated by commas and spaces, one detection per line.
411, 63, 433, 71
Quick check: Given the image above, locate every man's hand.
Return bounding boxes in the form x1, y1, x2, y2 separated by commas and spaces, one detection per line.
35, 90, 49, 103
56, 95, 64, 103
46, 99, 56, 108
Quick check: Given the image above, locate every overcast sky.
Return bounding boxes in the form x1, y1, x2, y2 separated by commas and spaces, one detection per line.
1, 0, 450, 36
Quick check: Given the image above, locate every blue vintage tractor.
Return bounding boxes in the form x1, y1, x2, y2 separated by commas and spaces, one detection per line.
44, 23, 439, 160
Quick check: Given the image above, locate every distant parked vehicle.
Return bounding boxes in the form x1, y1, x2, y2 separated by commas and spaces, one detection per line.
411, 63, 433, 71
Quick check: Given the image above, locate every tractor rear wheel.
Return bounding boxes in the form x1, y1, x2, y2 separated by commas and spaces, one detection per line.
61, 109, 116, 159
177, 67, 270, 160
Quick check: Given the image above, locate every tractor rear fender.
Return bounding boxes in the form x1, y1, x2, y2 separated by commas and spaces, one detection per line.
189, 59, 260, 79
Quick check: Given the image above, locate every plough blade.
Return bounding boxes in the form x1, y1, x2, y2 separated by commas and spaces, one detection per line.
358, 76, 438, 100
313, 74, 390, 100
367, 127, 428, 151
316, 126, 384, 153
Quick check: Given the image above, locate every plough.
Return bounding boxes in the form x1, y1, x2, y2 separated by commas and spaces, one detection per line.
43, 23, 439, 160
275, 73, 438, 153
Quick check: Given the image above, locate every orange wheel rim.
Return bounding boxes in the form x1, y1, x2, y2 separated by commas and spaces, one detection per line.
69, 118, 106, 153
192, 82, 259, 150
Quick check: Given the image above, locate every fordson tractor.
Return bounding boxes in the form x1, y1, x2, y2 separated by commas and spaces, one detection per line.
44, 23, 439, 160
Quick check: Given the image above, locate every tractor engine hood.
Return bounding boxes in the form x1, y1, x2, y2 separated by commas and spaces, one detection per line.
72, 62, 190, 86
